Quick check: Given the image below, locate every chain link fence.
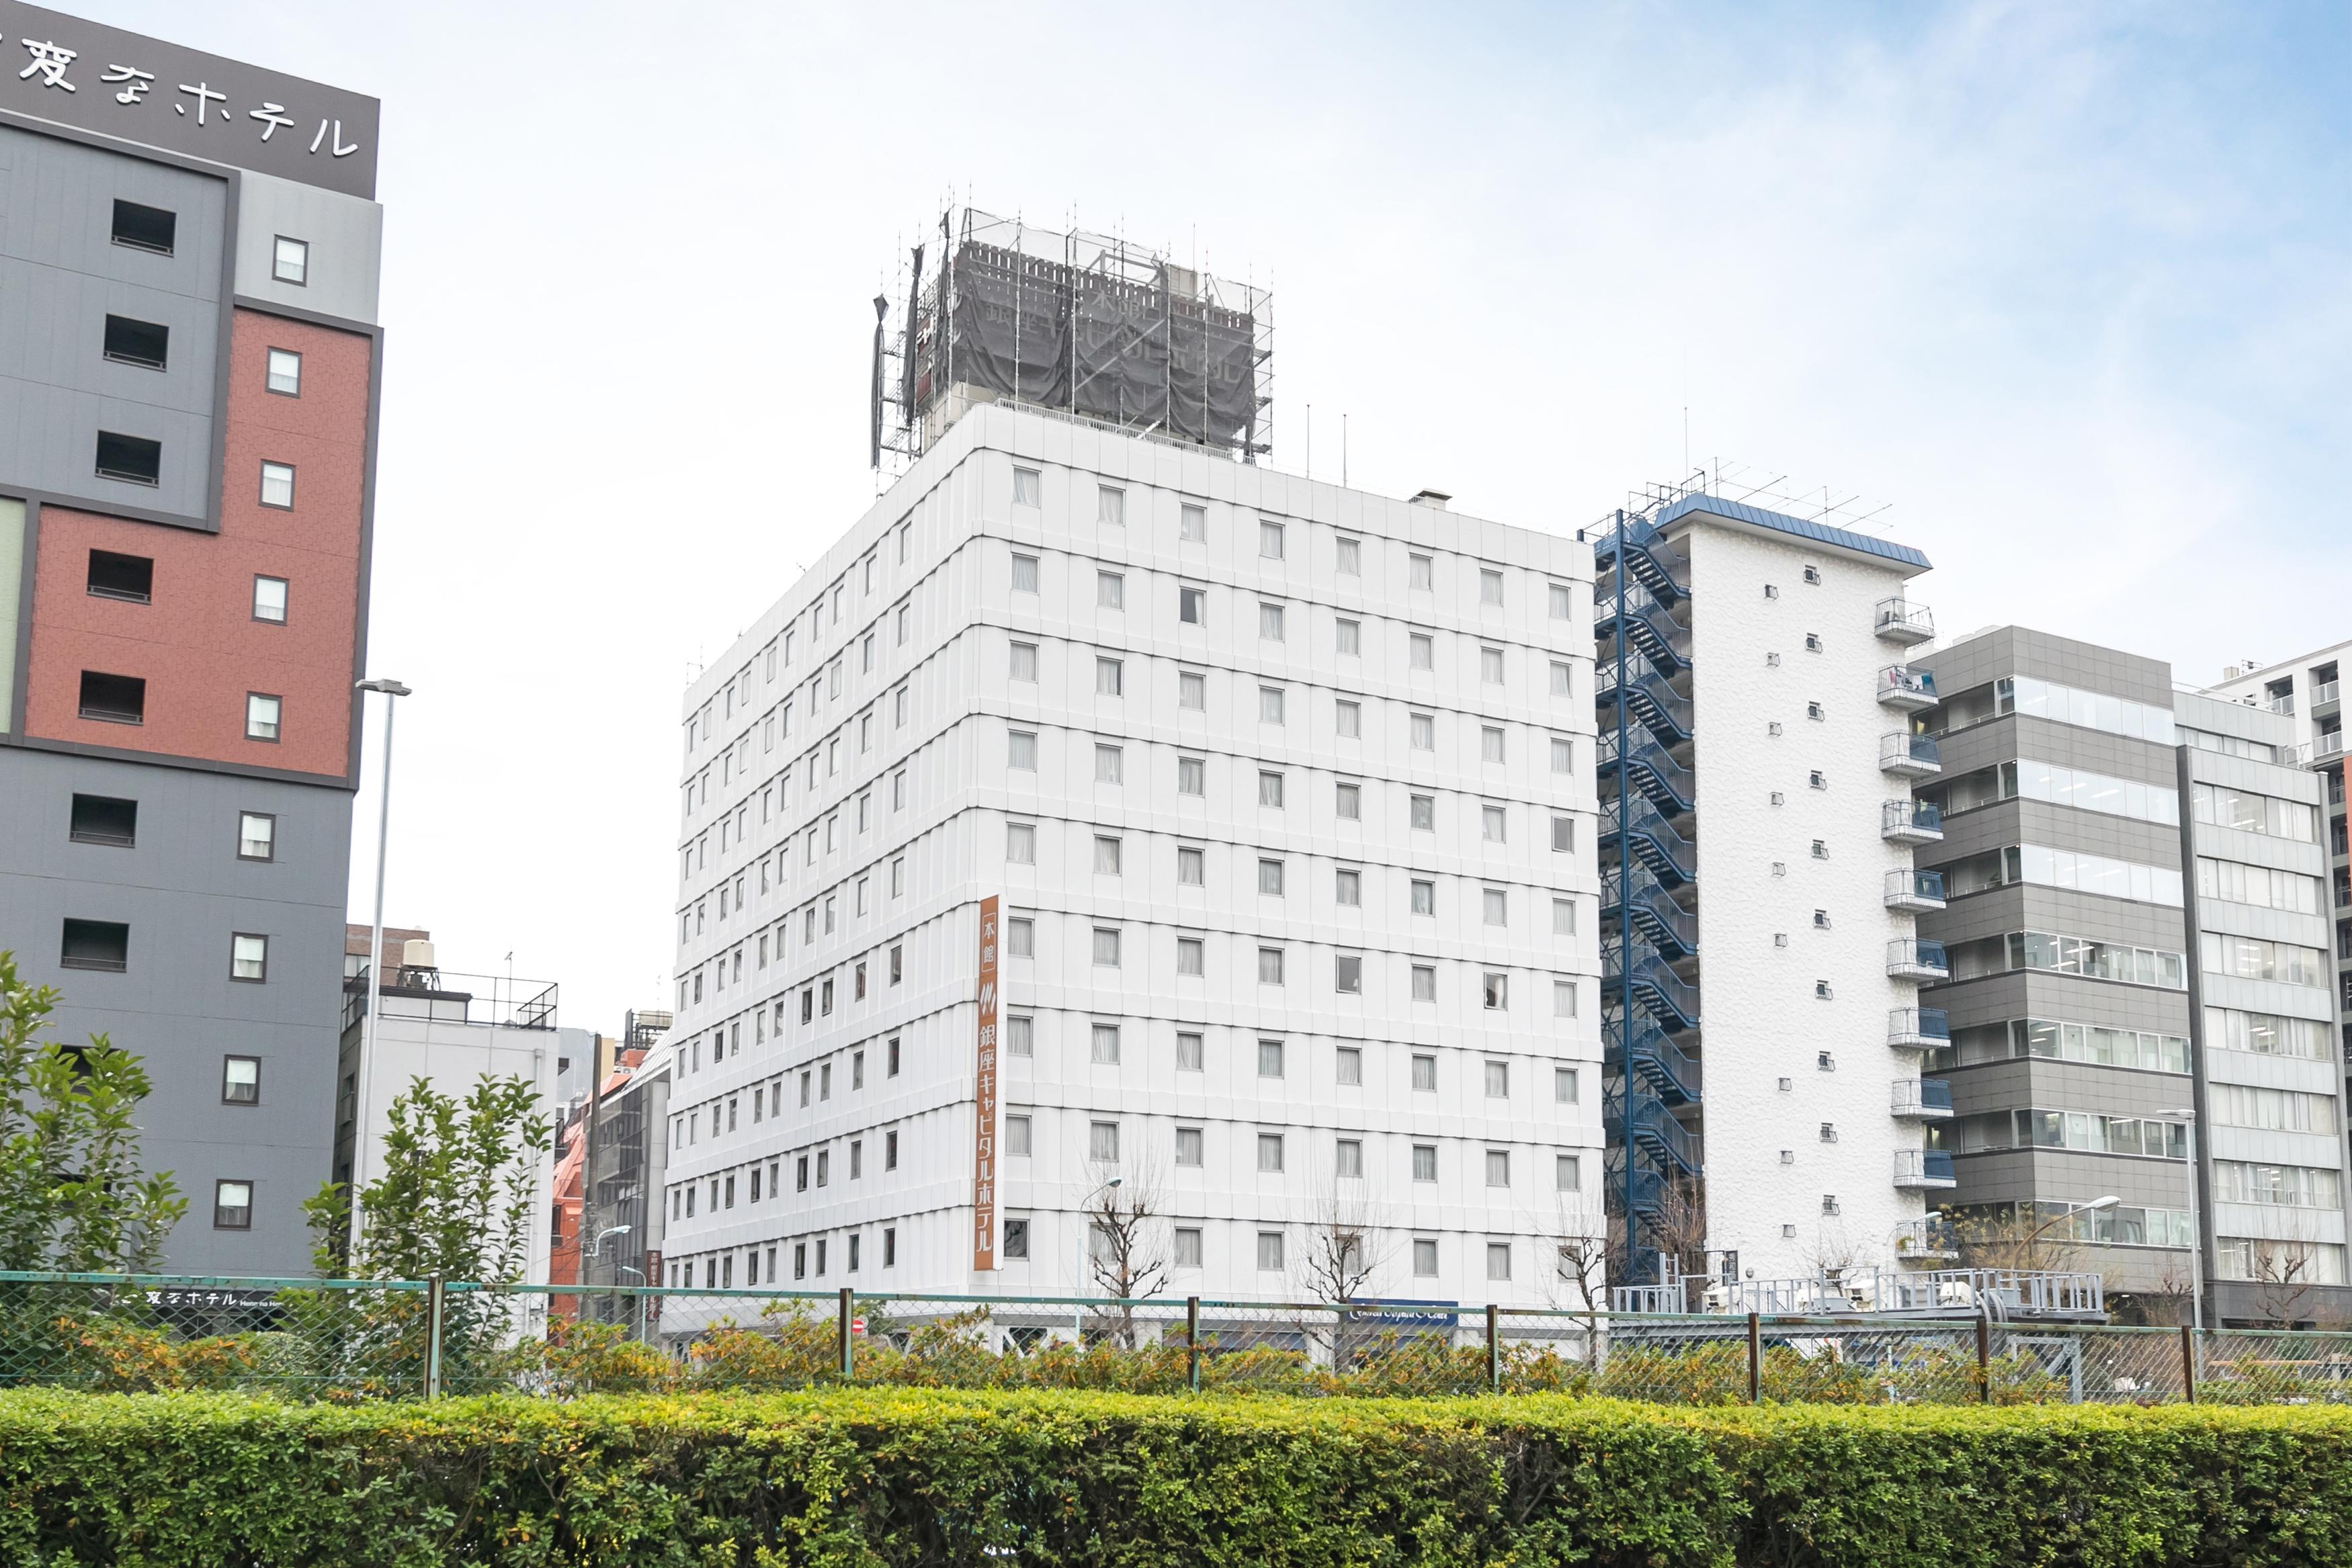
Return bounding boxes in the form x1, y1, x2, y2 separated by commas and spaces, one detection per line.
6, 1271, 2351, 1405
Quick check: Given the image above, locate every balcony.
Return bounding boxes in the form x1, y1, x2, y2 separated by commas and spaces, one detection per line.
1891, 1214, 1960, 1261
1878, 730, 1941, 778
1886, 939, 1949, 982
1880, 798, 1944, 845
2315, 680, 2341, 709
1876, 665, 1937, 711
1874, 597, 1935, 644
1888, 1006, 1950, 1048
1884, 867, 1947, 913
1893, 1149, 1957, 1189
1890, 1078, 1954, 1119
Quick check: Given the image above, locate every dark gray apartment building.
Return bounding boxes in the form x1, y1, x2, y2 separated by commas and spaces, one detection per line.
1911, 628, 2349, 1324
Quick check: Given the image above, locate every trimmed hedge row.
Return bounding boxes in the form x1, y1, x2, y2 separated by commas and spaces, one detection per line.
0, 1388, 2349, 1566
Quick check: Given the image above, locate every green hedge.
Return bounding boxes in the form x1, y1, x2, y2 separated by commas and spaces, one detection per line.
0, 1388, 2347, 1566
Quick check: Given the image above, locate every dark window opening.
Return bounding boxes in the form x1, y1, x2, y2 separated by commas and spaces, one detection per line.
110, 200, 175, 256
68, 793, 137, 847
86, 550, 153, 603
94, 431, 161, 486
60, 918, 129, 973
77, 670, 144, 725
102, 315, 169, 370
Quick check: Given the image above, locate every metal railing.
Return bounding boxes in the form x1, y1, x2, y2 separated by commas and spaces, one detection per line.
1881, 798, 1944, 839
1879, 730, 1941, 772
1877, 664, 1937, 704
1889, 1006, 1951, 1046
1874, 598, 1935, 642
1886, 867, 1947, 908
1886, 939, 1949, 979
15, 1268, 2352, 1407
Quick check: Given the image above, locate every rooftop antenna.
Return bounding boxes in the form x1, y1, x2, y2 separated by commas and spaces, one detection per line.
1306, 404, 1311, 481
1342, 414, 1348, 488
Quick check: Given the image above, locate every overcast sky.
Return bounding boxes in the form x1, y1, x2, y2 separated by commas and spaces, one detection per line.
86, 0, 2352, 1037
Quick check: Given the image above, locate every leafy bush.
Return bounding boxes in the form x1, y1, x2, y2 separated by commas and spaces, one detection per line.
0, 1389, 2349, 1565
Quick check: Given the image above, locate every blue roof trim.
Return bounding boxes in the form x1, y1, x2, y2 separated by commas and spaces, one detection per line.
1652, 492, 1931, 572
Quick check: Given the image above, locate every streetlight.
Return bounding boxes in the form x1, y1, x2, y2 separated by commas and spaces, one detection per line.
2160, 1108, 2203, 1333
347, 677, 412, 1268
2023, 1194, 2119, 1248
1075, 1174, 1122, 1339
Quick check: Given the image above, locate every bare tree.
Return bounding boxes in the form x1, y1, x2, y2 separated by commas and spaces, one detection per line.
1082, 1153, 1168, 1348
1618, 1175, 1707, 1293
1548, 1205, 1610, 1366
1290, 1172, 1393, 1369
1951, 1203, 2089, 1276
2242, 1227, 2327, 1329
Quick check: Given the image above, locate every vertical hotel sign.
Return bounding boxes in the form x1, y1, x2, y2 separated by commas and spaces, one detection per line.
972, 897, 1001, 1270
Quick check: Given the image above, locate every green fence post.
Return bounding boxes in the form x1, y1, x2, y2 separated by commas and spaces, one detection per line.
1975, 1315, 1992, 1403
2181, 1323, 2197, 1403
1186, 1295, 1202, 1393
424, 1274, 446, 1399
1485, 1304, 1501, 1393
1747, 1312, 1761, 1403
837, 1287, 855, 1381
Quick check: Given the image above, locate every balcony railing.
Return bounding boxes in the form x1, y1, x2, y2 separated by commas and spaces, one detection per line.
1884, 868, 1947, 912
1893, 1149, 1957, 1188
2316, 680, 2341, 707
2265, 693, 2296, 716
1878, 730, 1941, 777
1891, 1215, 1960, 1260
1888, 1006, 1950, 1047
1880, 798, 1944, 844
1876, 665, 1937, 710
1886, 940, 1949, 982
1890, 1078, 1954, 1118
1873, 598, 1935, 644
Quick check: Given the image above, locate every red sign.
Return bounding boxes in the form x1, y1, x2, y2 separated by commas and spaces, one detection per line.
972, 896, 1001, 1271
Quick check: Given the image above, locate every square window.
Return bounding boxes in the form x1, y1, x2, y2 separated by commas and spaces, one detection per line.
1097, 485, 1125, 527
1257, 1231, 1285, 1271
271, 236, 308, 284
252, 575, 289, 623
1335, 1138, 1365, 1179
1483, 971, 1509, 1010
1013, 466, 1041, 506
1553, 979, 1578, 1018
245, 693, 282, 742
1258, 858, 1285, 896
1412, 964, 1436, 1002
1011, 553, 1039, 593
1413, 1143, 1437, 1180
1409, 554, 1433, 591
1482, 646, 1505, 683
1176, 1031, 1204, 1070
1257, 947, 1285, 985
1174, 1227, 1204, 1267
222, 1055, 260, 1104
1337, 1045, 1363, 1085
1258, 1039, 1286, 1077
1480, 568, 1505, 606
1259, 686, 1286, 724
1257, 1133, 1285, 1172
1335, 868, 1361, 906
60, 918, 128, 973
1484, 1059, 1510, 1098
1411, 794, 1435, 830
1089, 1121, 1120, 1162
1550, 661, 1573, 699
1180, 502, 1206, 541
1005, 822, 1035, 864
1095, 743, 1123, 783
1179, 670, 1206, 709
1009, 730, 1037, 770
1552, 815, 1575, 853
1553, 897, 1574, 934
1412, 1053, 1437, 1092
1009, 642, 1038, 681
1180, 585, 1206, 624
1259, 519, 1285, 559
1097, 657, 1124, 697
1482, 805, 1507, 842
1008, 918, 1034, 957
1549, 582, 1574, 619
103, 312, 168, 369
1411, 879, 1435, 916
1550, 736, 1574, 775
1094, 836, 1122, 875
85, 549, 153, 603
1093, 928, 1121, 967
1177, 845, 1205, 884
1555, 1065, 1580, 1103
1410, 713, 1435, 750
1097, 570, 1124, 609
68, 793, 137, 847
1091, 1022, 1121, 1064
1260, 601, 1286, 640
1176, 1127, 1204, 1166
230, 932, 268, 982
1486, 1242, 1512, 1280
1410, 633, 1434, 671
1336, 617, 1361, 656
1486, 1149, 1511, 1187
1008, 1016, 1034, 1055
1177, 935, 1204, 974
1483, 887, 1507, 926
1259, 771, 1285, 808
1336, 781, 1361, 819
1003, 1219, 1030, 1259
1482, 726, 1505, 763
1178, 756, 1206, 795
1413, 1238, 1439, 1276
1335, 954, 1362, 994
1337, 536, 1360, 574
94, 431, 161, 486
265, 347, 302, 396
111, 199, 175, 255
238, 811, 276, 861
1335, 700, 1360, 738
214, 1179, 253, 1229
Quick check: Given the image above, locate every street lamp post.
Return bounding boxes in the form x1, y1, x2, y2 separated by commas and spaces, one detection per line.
1075, 1174, 1122, 1340
347, 678, 412, 1268
2160, 1109, 2203, 1333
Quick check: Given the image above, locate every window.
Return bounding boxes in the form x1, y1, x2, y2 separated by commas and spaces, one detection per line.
1178, 756, 1205, 795
1549, 582, 1575, 620
1412, 1053, 1437, 1091
1259, 602, 1286, 641
1411, 794, 1435, 830
242, 691, 281, 742
1258, 1038, 1286, 1077
271, 235, 308, 284
1335, 954, 1363, 993
1177, 935, 1203, 974
1177, 1031, 1204, 1070
1413, 1144, 1438, 1181
102, 314, 169, 370
1480, 568, 1504, 606
1257, 947, 1285, 985
1179, 585, 1206, 624
1410, 713, 1435, 750
1337, 1046, 1363, 1085
1093, 927, 1122, 967
1258, 858, 1286, 896
1257, 1231, 1286, 1270
1093, 836, 1122, 875
1097, 485, 1125, 527
1555, 1065, 1581, 1104
1336, 781, 1360, 818
1549, 664, 1574, 703
1259, 686, 1286, 724
1412, 965, 1436, 1002
1411, 879, 1435, 916
1003, 1219, 1030, 1259
1485, 1149, 1512, 1188
1089, 1121, 1120, 1162
1095, 743, 1123, 784
1177, 845, 1205, 885
1257, 1132, 1285, 1172
1259, 519, 1285, 558
1482, 804, 1507, 842
1009, 642, 1038, 681
1097, 657, 1124, 697
1336, 617, 1361, 656
1335, 700, 1360, 738
230, 932, 268, 982
1551, 815, 1576, 854
1333, 1137, 1365, 1180
1013, 466, 1040, 506
1091, 1022, 1122, 1064
1179, 669, 1206, 709
1337, 536, 1360, 574
60, 919, 129, 973
1181, 502, 1206, 541
1410, 553, 1433, 591
1480, 646, 1506, 685
1553, 979, 1578, 1018
1176, 1127, 1204, 1166
1553, 897, 1575, 935
1482, 726, 1505, 763
218, 1055, 262, 1105
214, 1180, 253, 1229
1807, 701, 1824, 722
1011, 553, 1039, 593
1335, 868, 1361, 906
1486, 1242, 1512, 1280
1410, 633, 1434, 670
1008, 918, 1034, 957
1484, 1059, 1510, 1098
1259, 771, 1286, 808
110, 198, 175, 255
68, 793, 137, 847
1005, 822, 1035, 864
1097, 570, 1124, 609
1483, 888, 1507, 926
1008, 1016, 1035, 1055
252, 575, 288, 623
237, 812, 276, 861
94, 431, 161, 486
1009, 730, 1037, 770
1811, 839, 1829, 861
1414, 1238, 1439, 1276
265, 347, 302, 396
1483, 971, 1509, 1010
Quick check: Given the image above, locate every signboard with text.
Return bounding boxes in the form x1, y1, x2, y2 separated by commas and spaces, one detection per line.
0, 1, 378, 198
972, 897, 1000, 1271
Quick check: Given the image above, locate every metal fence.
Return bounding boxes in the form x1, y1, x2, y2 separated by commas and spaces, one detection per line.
5, 1270, 2351, 1405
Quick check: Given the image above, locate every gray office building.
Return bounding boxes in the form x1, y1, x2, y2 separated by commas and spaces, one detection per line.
1911, 628, 2350, 1325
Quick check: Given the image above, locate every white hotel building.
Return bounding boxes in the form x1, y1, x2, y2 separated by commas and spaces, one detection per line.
660, 404, 1603, 1308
